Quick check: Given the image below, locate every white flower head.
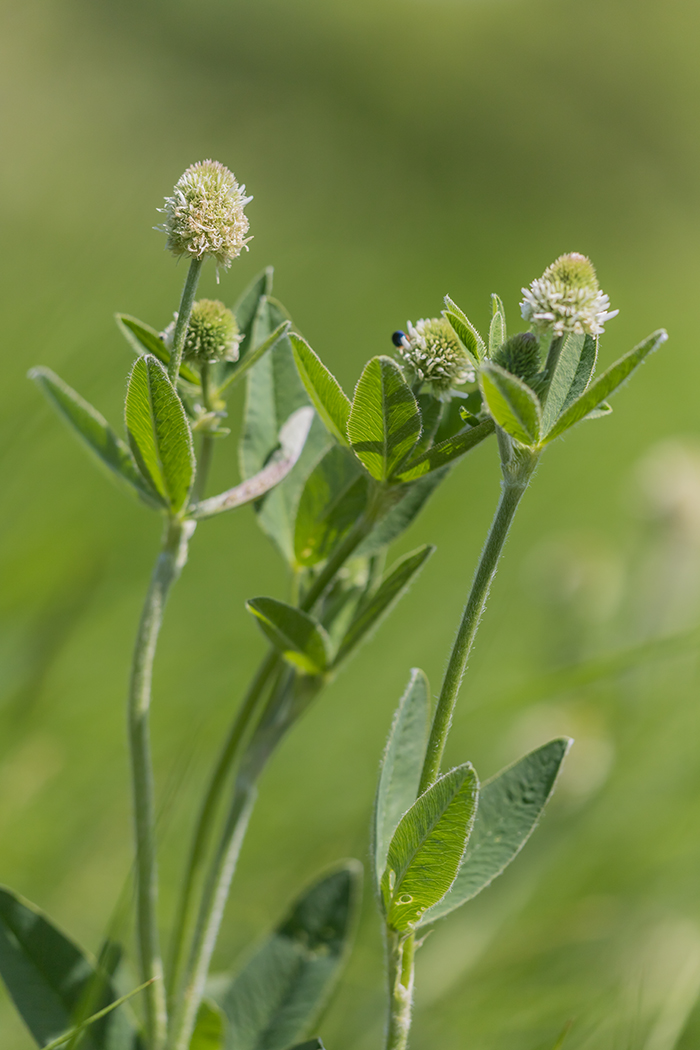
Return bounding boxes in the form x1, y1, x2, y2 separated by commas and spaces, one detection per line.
157, 160, 252, 269
397, 317, 475, 399
162, 299, 242, 365
520, 253, 618, 337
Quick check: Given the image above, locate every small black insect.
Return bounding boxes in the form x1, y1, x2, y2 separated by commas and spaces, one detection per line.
391, 330, 409, 348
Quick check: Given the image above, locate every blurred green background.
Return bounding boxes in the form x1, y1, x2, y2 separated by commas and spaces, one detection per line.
2, 0, 700, 1046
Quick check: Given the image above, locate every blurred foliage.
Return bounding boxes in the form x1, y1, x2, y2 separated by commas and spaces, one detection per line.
1, 0, 700, 1046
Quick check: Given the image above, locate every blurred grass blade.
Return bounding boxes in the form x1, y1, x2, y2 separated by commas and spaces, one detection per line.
374, 669, 431, 887
114, 314, 200, 385
356, 468, 448, 557
0, 885, 140, 1049
551, 1020, 573, 1049
291, 334, 352, 446
190, 1000, 226, 1050
347, 356, 421, 481
443, 295, 485, 363
421, 738, 571, 924
479, 362, 541, 445
395, 418, 495, 482
381, 764, 478, 931
190, 407, 313, 520
42, 980, 152, 1050
215, 862, 362, 1050
247, 597, 332, 675
489, 293, 507, 355
334, 545, 434, 665
294, 445, 369, 567
29, 366, 165, 509
125, 354, 195, 513
544, 329, 667, 443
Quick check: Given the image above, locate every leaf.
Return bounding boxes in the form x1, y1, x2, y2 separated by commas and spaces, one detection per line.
294, 446, 369, 566
216, 862, 361, 1050
0, 885, 139, 1049
286, 1041, 325, 1050
42, 980, 152, 1050
290, 335, 351, 446
29, 367, 164, 509
233, 268, 275, 361
443, 296, 485, 363
543, 329, 667, 444
347, 357, 421, 481
334, 545, 434, 665
247, 597, 332, 675
190, 408, 313, 520
190, 1000, 226, 1050
355, 468, 449, 558
381, 764, 478, 932
559, 334, 598, 416
125, 354, 195, 513
421, 738, 571, 924
395, 418, 495, 482
489, 293, 507, 355
374, 669, 431, 887
479, 362, 542, 446
115, 314, 200, 385
541, 332, 585, 432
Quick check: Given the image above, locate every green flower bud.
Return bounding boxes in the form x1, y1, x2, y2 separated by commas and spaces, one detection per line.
397, 317, 474, 400
492, 332, 541, 384
163, 299, 241, 364
520, 252, 618, 336
157, 160, 252, 269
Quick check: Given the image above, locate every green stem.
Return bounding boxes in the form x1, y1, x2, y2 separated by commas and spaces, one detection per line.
385, 931, 415, 1050
192, 365, 215, 503
129, 517, 193, 1049
419, 456, 537, 793
168, 259, 203, 383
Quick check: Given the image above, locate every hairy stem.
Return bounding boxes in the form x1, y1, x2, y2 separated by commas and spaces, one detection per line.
168, 259, 203, 383
129, 517, 193, 1049
385, 932, 415, 1050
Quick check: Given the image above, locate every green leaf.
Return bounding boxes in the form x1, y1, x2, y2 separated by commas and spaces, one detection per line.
443, 296, 485, 363
347, 356, 421, 481
190, 1000, 226, 1050
355, 468, 449, 558
381, 764, 478, 932
42, 980, 152, 1050
216, 863, 361, 1050
286, 1041, 325, 1050
395, 418, 495, 482
247, 597, 332, 675
29, 366, 165, 509
125, 354, 195, 513
190, 408, 313, 521
479, 362, 542, 445
543, 329, 667, 444
290, 335, 351, 446
232, 267, 274, 361
559, 335, 598, 415
218, 321, 291, 396
489, 293, 507, 355
294, 446, 369, 566
334, 545, 434, 666
541, 332, 585, 432
114, 314, 200, 385
421, 739, 571, 925
374, 669, 431, 887
0, 885, 139, 1049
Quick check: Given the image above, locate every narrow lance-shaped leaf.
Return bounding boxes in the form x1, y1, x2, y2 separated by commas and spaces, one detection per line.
29, 366, 165, 509
356, 467, 449, 557
374, 669, 431, 887
114, 314, 200, 385
479, 362, 542, 446
247, 597, 332, 675
381, 764, 479, 931
41, 980, 151, 1050
0, 886, 140, 1049
540, 332, 585, 432
190, 407, 313, 521
291, 334, 351, 446
334, 545, 435, 666
420, 738, 571, 925
294, 445, 368, 567
347, 356, 421, 481
125, 354, 195, 513
543, 329, 667, 444
215, 863, 362, 1050
218, 321, 291, 395
395, 418, 495, 482
489, 293, 507, 355
230, 267, 274, 364
443, 295, 485, 363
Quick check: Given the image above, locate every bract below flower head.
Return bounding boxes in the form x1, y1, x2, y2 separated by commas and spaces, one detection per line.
520, 252, 618, 337
162, 299, 241, 364
397, 317, 475, 400
157, 160, 252, 269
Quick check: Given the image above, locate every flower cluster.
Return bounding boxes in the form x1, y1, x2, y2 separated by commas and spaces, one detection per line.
163, 299, 242, 365
396, 317, 475, 399
520, 252, 618, 337
157, 160, 252, 269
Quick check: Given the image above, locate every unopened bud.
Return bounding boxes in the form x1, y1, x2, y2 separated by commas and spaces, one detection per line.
163, 299, 241, 364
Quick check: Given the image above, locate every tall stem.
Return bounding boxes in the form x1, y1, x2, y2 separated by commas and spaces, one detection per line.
191, 364, 215, 504
419, 454, 537, 793
168, 259, 203, 383
385, 931, 415, 1050
129, 517, 193, 1049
